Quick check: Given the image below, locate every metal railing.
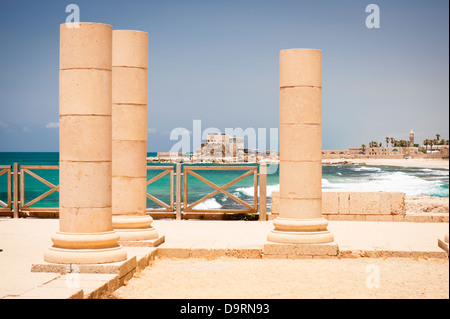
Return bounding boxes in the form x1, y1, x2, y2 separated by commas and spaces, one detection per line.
0, 162, 268, 220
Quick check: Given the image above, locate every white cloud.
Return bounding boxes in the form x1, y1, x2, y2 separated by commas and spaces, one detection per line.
45, 122, 59, 128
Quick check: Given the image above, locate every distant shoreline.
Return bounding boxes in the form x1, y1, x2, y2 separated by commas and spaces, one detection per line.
322, 158, 449, 169
147, 157, 449, 170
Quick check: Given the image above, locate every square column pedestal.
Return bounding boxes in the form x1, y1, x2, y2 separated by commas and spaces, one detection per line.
266, 49, 337, 257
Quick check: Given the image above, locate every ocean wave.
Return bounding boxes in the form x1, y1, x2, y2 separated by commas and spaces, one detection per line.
322, 171, 447, 196
351, 166, 382, 172
235, 184, 280, 197
194, 198, 222, 210
418, 168, 449, 176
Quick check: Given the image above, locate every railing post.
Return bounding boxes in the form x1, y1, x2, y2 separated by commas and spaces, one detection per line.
176, 163, 182, 220
259, 163, 267, 221
13, 162, 19, 218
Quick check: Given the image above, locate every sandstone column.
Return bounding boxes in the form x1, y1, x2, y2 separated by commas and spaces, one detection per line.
111, 30, 158, 241
267, 49, 334, 244
45, 23, 127, 264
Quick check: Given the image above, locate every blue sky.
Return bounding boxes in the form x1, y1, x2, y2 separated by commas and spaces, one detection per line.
0, 0, 448, 152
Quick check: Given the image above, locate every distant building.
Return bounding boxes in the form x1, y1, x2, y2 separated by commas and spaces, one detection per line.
193, 133, 245, 162
409, 129, 415, 147
154, 152, 190, 162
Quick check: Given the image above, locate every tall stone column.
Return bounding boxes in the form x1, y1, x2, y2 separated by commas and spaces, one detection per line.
267, 49, 334, 244
45, 23, 127, 264
111, 30, 158, 241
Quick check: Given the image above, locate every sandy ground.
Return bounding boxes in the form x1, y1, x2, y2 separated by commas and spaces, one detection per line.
111, 257, 449, 299
111, 160, 449, 300
406, 195, 449, 214
322, 158, 449, 169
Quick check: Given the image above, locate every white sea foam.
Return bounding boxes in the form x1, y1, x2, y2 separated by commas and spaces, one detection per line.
232, 169, 448, 198
351, 166, 382, 172
194, 198, 222, 210
322, 171, 447, 196
235, 184, 280, 197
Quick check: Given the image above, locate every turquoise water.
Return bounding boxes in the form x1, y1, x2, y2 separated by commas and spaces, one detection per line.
0, 152, 448, 210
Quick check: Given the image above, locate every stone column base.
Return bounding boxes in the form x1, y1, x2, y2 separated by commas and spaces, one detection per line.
113, 215, 159, 241
267, 217, 334, 244
44, 231, 127, 264
44, 246, 127, 265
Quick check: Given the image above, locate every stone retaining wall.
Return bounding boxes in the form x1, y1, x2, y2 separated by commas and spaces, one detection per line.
271, 191, 406, 219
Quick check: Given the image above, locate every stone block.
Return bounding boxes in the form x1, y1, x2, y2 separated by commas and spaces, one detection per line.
264, 242, 338, 257
16, 286, 84, 299
112, 104, 147, 141
279, 49, 322, 88
59, 161, 112, 209
112, 67, 147, 105
379, 192, 391, 215
113, 30, 148, 69
390, 192, 406, 215
279, 197, 322, 219
349, 192, 380, 215
59, 115, 111, 162
156, 247, 191, 259
270, 191, 279, 214
338, 192, 351, 214
279, 124, 322, 162
111, 176, 147, 214
60, 22, 112, 70
60, 69, 112, 116
190, 248, 227, 259
279, 161, 322, 199
112, 140, 147, 178
322, 191, 338, 215
225, 246, 263, 259
279, 87, 321, 125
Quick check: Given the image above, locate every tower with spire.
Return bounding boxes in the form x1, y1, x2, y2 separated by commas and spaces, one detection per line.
409, 129, 415, 147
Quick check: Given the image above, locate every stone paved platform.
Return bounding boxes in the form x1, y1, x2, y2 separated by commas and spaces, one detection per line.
0, 218, 448, 299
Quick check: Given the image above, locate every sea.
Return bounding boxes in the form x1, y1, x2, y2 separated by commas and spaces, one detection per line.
0, 152, 448, 210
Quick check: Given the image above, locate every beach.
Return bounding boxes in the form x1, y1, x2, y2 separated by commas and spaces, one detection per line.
323, 158, 449, 169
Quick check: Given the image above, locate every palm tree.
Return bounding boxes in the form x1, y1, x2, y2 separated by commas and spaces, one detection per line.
361, 144, 366, 153
385, 137, 390, 147
436, 134, 440, 142
423, 139, 429, 152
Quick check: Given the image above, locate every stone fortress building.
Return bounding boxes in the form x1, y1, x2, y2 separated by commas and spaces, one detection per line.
192, 133, 245, 162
